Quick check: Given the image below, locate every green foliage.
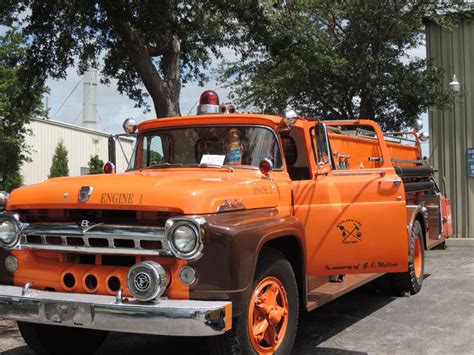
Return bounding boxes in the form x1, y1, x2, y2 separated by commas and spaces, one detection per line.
48, 140, 69, 178
2, 171, 24, 193
88, 154, 105, 175
221, 0, 460, 130
149, 151, 165, 165
1, 1, 249, 117
0, 29, 46, 191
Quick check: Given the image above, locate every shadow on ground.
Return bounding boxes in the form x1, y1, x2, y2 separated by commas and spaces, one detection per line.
1, 276, 401, 355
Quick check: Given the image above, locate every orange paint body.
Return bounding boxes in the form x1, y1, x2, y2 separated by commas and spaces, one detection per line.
3, 114, 450, 308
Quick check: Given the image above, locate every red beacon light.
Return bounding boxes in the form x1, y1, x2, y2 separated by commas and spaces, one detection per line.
196, 90, 221, 115
103, 161, 116, 174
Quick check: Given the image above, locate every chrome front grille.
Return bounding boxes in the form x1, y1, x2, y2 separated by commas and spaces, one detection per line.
18, 223, 172, 256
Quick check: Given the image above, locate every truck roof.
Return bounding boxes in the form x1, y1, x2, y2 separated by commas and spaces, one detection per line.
138, 113, 285, 132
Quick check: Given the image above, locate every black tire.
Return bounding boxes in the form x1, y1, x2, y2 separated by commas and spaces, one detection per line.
392, 220, 425, 295
18, 322, 108, 355
208, 248, 299, 354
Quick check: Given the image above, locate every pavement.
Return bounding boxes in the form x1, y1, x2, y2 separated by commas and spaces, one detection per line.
0, 243, 473, 355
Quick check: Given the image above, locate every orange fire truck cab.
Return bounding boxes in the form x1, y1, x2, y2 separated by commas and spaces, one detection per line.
0, 91, 452, 354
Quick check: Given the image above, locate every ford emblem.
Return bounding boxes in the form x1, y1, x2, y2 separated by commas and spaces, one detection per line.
78, 186, 94, 202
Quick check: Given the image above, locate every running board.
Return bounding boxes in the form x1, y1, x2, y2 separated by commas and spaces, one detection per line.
306, 273, 382, 311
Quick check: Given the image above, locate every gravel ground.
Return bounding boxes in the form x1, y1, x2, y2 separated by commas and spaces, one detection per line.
0, 245, 472, 355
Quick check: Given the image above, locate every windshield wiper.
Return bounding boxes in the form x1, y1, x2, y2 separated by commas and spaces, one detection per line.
142, 163, 184, 170
185, 163, 234, 172
142, 163, 234, 172
201, 163, 234, 172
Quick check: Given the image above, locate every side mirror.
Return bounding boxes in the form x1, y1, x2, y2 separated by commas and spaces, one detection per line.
123, 118, 137, 134
418, 131, 429, 142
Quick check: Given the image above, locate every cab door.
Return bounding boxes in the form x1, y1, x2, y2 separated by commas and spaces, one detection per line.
293, 121, 409, 275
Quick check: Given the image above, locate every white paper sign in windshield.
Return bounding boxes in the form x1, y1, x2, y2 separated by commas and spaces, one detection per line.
200, 154, 226, 167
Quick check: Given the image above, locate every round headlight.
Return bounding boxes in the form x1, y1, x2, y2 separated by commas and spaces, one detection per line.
0, 217, 19, 247
172, 225, 197, 253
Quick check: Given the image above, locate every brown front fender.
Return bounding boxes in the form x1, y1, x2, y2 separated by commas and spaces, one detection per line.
189, 209, 305, 315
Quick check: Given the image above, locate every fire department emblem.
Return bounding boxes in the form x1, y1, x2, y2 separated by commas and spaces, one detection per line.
78, 186, 94, 202
336, 219, 363, 244
134, 272, 151, 292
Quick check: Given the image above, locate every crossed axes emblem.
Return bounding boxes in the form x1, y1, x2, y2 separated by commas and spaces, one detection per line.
338, 223, 362, 241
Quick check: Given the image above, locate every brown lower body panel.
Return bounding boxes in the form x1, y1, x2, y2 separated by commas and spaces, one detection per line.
426, 237, 446, 250
305, 236, 445, 311
306, 273, 382, 311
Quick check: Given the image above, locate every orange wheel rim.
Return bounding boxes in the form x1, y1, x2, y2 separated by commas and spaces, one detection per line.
414, 237, 423, 279
248, 276, 289, 354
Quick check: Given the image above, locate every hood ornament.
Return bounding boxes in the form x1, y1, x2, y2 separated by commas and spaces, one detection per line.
78, 186, 94, 202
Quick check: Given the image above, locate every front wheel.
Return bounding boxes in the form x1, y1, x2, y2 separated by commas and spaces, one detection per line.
392, 220, 425, 295
18, 322, 108, 355
208, 248, 299, 354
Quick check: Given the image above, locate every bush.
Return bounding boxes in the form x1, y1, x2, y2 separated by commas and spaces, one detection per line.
48, 140, 69, 178
88, 154, 104, 175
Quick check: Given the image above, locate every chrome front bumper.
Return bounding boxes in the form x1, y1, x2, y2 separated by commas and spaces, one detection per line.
0, 285, 232, 336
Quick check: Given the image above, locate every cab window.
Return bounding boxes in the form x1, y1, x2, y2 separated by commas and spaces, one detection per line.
327, 125, 383, 170
311, 123, 334, 174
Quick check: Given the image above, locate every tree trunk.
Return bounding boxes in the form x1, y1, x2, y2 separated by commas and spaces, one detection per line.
101, 2, 181, 118
359, 92, 375, 119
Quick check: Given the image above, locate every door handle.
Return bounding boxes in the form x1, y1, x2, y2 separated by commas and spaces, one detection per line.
379, 179, 402, 186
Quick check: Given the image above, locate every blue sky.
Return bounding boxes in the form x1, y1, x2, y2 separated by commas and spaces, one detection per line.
44, 65, 231, 134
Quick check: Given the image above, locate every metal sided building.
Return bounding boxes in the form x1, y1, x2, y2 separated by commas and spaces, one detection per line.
425, 5, 474, 238
21, 118, 134, 186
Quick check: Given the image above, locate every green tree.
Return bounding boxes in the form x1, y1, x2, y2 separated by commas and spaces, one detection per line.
48, 140, 69, 178
88, 154, 105, 175
222, 0, 461, 130
1, 1, 253, 118
2, 171, 24, 192
0, 29, 46, 192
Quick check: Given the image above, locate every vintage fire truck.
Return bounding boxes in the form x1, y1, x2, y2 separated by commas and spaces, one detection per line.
0, 91, 452, 354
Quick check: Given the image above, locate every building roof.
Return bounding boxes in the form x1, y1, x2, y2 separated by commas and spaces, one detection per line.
424, 2, 474, 22
31, 117, 135, 142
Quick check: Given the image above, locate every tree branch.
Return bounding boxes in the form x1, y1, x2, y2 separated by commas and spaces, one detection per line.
147, 46, 164, 57
100, 0, 180, 117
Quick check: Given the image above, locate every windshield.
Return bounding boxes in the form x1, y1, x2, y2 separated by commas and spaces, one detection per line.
128, 125, 283, 170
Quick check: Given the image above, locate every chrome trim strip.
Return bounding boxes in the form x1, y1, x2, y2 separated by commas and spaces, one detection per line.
17, 244, 173, 256
333, 170, 385, 176
0, 285, 231, 336
392, 158, 426, 164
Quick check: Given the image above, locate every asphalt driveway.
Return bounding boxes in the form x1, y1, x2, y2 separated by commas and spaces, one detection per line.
0, 243, 472, 354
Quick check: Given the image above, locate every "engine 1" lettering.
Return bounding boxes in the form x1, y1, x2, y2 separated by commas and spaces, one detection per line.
100, 193, 135, 204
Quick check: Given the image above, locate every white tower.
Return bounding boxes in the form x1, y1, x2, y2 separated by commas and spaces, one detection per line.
82, 69, 97, 130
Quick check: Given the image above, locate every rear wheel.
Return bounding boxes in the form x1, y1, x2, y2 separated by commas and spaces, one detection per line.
392, 220, 425, 295
208, 248, 299, 354
18, 322, 108, 355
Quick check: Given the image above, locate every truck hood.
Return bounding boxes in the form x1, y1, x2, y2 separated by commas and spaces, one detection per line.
8, 169, 280, 214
